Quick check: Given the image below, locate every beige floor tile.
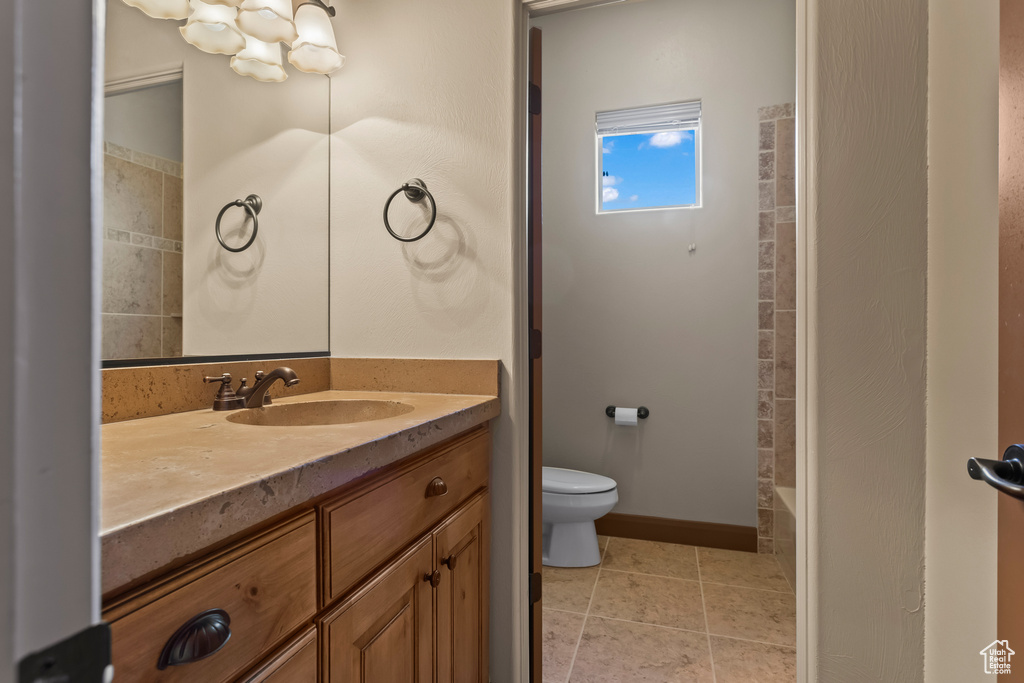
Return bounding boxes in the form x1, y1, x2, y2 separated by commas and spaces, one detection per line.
543, 565, 600, 613
703, 583, 796, 646
589, 569, 705, 631
602, 537, 699, 580
698, 547, 792, 592
543, 610, 585, 683
597, 535, 609, 554
710, 636, 796, 682
569, 616, 713, 682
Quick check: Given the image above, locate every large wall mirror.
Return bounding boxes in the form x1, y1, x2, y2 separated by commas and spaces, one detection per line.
103, 0, 330, 364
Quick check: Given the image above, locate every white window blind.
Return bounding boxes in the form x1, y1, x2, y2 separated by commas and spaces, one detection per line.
595, 100, 701, 136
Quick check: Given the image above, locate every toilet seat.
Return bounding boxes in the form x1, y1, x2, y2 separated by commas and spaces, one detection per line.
542, 467, 616, 495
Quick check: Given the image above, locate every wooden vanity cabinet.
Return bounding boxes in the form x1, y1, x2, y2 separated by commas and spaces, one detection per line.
102, 425, 491, 683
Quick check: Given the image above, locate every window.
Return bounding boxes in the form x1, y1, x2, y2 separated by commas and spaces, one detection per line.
596, 100, 701, 213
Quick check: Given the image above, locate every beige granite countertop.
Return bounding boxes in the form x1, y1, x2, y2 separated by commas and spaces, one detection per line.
101, 389, 500, 595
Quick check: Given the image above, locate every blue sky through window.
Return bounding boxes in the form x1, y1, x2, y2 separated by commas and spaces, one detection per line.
600, 129, 698, 211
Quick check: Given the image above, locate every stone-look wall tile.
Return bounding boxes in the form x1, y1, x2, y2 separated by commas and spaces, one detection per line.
102, 240, 162, 315
104, 154, 163, 235
162, 316, 182, 357
759, 180, 775, 210
776, 206, 796, 223
759, 151, 775, 181
153, 237, 175, 252
758, 241, 775, 271
758, 104, 794, 120
162, 251, 183, 317
330, 358, 501, 396
758, 509, 774, 538
775, 222, 796, 310
759, 121, 776, 150
758, 479, 775, 509
758, 449, 774, 479
758, 301, 774, 330
105, 141, 132, 160
758, 360, 774, 390
775, 399, 797, 488
758, 271, 775, 301
758, 537, 775, 554
757, 419, 774, 449
775, 118, 796, 207
102, 314, 162, 360
758, 331, 774, 359
759, 211, 775, 241
163, 174, 183, 242
106, 228, 131, 243
758, 390, 773, 419
775, 311, 796, 399
130, 233, 153, 248
102, 357, 333, 423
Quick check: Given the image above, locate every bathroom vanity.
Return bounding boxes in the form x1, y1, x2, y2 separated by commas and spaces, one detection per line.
99, 384, 498, 682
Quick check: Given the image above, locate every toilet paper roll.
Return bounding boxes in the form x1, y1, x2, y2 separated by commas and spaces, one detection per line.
614, 407, 638, 426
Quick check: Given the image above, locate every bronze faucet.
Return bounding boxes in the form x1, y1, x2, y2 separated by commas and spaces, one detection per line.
235, 367, 300, 408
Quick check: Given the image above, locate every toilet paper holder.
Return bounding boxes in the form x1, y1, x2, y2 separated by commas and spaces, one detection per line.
606, 406, 650, 419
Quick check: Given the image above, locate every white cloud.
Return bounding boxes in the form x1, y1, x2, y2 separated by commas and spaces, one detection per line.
602, 175, 621, 187
630, 195, 639, 202
602, 140, 614, 154
649, 130, 693, 148
603, 187, 619, 202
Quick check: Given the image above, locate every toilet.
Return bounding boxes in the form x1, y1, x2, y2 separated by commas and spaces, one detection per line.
542, 467, 618, 567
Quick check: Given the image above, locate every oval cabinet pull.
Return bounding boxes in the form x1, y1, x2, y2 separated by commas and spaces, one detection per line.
442, 554, 457, 571
425, 477, 448, 498
424, 570, 441, 587
156, 608, 232, 670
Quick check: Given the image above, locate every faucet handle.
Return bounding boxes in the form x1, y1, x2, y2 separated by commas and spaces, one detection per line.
203, 373, 244, 411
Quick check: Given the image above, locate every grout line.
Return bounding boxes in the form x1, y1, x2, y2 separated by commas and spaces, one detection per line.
584, 614, 708, 637
706, 632, 797, 650
696, 545, 718, 683
564, 547, 605, 682
700, 579, 794, 595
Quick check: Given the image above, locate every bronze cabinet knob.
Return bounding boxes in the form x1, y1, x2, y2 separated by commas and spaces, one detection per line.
425, 477, 448, 498
441, 554, 457, 571
424, 570, 441, 588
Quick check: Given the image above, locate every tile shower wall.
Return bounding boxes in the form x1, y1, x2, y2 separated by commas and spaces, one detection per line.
757, 103, 796, 554
102, 142, 183, 360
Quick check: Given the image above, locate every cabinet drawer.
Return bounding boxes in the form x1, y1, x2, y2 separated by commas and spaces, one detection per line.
240, 627, 317, 682
105, 513, 317, 683
322, 428, 489, 602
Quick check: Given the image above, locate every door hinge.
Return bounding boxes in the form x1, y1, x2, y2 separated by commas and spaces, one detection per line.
529, 83, 541, 116
18, 623, 112, 683
530, 328, 542, 360
530, 571, 542, 604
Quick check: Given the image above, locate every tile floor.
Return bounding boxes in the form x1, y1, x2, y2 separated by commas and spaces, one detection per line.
543, 536, 796, 683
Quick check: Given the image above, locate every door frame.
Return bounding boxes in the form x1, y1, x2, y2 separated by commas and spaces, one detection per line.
515, 0, 814, 680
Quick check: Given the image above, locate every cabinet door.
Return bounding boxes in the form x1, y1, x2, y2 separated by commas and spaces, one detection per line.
435, 492, 490, 683
240, 627, 317, 683
321, 537, 434, 683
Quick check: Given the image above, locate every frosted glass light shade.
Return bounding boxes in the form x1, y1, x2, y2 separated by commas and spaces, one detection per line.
121, 0, 190, 20
287, 4, 344, 75
180, 1, 246, 55
201, 0, 243, 6
231, 35, 288, 82
237, 0, 298, 44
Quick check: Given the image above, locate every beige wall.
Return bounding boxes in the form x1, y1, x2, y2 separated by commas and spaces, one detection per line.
925, 0, 998, 679
327, 0, 523, 678
532, 0, 795, 530
812, 0, 928, 678
106, 1, 330, 358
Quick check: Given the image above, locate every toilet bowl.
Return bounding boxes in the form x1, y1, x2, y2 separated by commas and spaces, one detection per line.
542, 467, 618, 568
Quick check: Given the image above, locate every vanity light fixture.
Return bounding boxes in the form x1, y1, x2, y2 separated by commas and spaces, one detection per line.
179, 0, 246, 55
122, 0, 189, 19
236, 0, 298, 45
121, 0, 343, 81
231, 34, 288, 82
287, 0, 345, 75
